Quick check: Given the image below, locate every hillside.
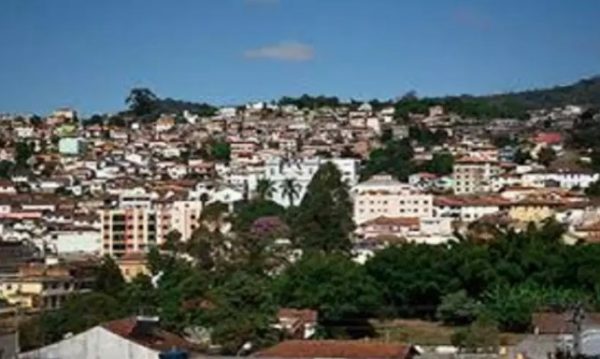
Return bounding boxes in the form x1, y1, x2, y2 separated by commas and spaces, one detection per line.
391, 76, 600, 120
480, 76, 600, 110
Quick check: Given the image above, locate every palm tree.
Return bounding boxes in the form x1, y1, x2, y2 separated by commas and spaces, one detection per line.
281, 178, 301, 207
255, 179, 275, 201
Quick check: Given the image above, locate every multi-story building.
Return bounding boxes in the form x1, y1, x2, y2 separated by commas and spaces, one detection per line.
434, 195, 511, 223
99, 207, 166, 258
0, 262, 94, 311
163, 199, 203, 241
351, 174, 434, 225
453, 158, 501, 194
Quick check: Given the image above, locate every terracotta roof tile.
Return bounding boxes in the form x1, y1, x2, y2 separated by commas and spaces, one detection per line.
256, 340, 414, 359
102, 317, 196, 353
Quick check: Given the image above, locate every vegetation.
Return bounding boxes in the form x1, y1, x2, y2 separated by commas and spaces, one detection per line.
426, 152, 454, 176
278, 94, 340, 109
537, 147, 557, 167
21, 162, 600, 353
292, 162, 354, 253
125, 88, 217, 120
361, 139, 414, 181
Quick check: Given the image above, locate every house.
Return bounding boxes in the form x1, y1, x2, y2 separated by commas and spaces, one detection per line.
276, 308, 318, 339
116, 252, 149, 282
356, 216, 420, 240
0, 262, 94, 311
0, 180, 16, 194
257, 340, 417, 359
19, 316, 199, 359
434, 195, 511, 223
58, 137, 87, 156
408, 172, 439, 191
513, 312, 600, 359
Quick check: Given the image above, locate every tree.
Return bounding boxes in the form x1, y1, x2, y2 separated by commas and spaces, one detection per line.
0, 160, 14, 178
256, 179, 276, 201
15, 141, 33, 169
513, 148, 531, 165
293, 162, 354, 253
20, 293, 124, 349
126, 88, 158, 116
233, 200, 286, 233
162, 229, 183, 252
94, 255, 126, 297
586, 180, 600, 197
85, 114, 105, 126
436, 290, 482, 325
361, 139, 414, 181
280, 178, 301, 207
538, 147, 557, 167
199, 271, 278, 354
451, 314, 500, 353
427, 152, 454, 175
274, 253, 382, 323
208, 139, 231, 162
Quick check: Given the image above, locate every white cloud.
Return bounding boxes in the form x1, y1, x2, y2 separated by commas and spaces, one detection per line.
244, 41, 315, 62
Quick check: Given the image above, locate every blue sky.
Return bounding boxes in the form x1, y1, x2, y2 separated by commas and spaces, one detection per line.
1, 0, 600, 115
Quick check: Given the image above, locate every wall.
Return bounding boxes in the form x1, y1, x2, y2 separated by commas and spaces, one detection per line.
19, 326, 160, 359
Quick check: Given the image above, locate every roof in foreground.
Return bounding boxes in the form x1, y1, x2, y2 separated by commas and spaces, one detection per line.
256, 340, 414, 359
102, 317, 197, 353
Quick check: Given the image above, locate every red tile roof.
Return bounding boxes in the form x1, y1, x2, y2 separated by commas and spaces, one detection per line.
434, 195, 511, 207
532, 312, 600, 334
102, 317, 196, 353
532, 132, 563, 145
361, 216, 420, 228
256, 340, 414, 359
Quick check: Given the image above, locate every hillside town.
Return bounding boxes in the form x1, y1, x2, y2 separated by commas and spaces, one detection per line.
2, 88, 600, 359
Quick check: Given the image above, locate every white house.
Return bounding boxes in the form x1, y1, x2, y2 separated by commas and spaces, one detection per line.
263, 157, 360, 207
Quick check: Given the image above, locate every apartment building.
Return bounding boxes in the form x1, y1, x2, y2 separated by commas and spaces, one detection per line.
453, 158, 501, 194
0, 262, 94, 311
351, 174, 434, 225
99, 207, 167, 257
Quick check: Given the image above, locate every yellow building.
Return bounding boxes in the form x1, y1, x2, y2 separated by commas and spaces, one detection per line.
116, 252, 150, 282
508, 201, 556, 223
0, 263, 94, 311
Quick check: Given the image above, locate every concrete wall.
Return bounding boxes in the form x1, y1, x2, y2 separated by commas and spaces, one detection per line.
19, 327, 159, 359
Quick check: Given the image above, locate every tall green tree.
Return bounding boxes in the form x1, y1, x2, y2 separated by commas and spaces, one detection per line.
94, 255, 126, 297
15, 141, 33, 169
274, 252, 382, 322
361, 139, 414, 181
427, 152, 454, 175
293, 162, 354, 253
126, 88, 158, 116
